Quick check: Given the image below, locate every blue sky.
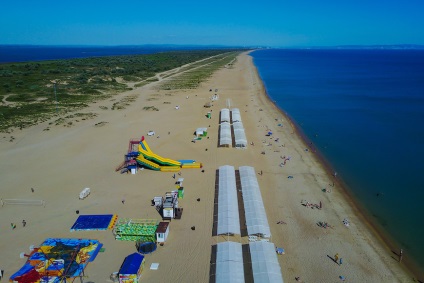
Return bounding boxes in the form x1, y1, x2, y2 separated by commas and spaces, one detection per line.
1, 0, 423, 46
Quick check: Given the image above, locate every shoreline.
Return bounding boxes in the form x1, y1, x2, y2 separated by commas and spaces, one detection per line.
249, 51, 421, 279
0, 51, 418, 282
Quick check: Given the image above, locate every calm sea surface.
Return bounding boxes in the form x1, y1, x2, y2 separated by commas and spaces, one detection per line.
252, 49, 424, 272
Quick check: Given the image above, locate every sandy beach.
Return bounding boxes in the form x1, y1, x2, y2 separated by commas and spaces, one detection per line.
0, 52, 415, 282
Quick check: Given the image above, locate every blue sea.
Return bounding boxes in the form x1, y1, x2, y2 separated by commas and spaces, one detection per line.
251, 49, 424, 274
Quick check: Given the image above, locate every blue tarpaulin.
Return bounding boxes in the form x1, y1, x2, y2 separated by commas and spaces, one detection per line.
70, 214, 115, 231
119, 253, 144, 274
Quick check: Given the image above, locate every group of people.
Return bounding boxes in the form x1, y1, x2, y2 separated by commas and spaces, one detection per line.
301, 200, 322, 209
342, 218, 350, 227
10, 220, 26, 229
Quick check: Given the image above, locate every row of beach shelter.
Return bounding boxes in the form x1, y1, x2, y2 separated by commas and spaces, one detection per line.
217, 165, 270, 238
215, 241, 284, 283
215, 165, 283, 283
219, 108, 247, 148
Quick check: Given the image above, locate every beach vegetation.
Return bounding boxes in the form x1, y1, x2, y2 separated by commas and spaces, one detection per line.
142, 106, 159, 111
0, 49, 243, 131
157, 51, 241, 90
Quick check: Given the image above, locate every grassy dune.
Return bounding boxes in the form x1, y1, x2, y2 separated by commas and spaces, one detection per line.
0, 50, 242, 131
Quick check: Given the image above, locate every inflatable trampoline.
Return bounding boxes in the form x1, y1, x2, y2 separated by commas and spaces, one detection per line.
136, 241, 157, 254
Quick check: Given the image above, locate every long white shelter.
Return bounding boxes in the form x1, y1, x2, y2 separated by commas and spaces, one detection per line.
233, 121, 247, 148
220, 108, 230, 123
249, 241, 284, 283
219, 122, 232, 147
217, 165, 240, 235
239, 166, 271, 238
215, 241, 245, 283
231, 108, 241, 122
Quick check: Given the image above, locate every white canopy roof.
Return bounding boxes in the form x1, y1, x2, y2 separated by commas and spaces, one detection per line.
196, 127, 207, 136
219, 122, 232, 146
249, 241, 284, 283
217, 165, 240, 235
233, 122, 247, 148
215, 241, 245, 283
220, 108, 230, 123
239, 166, 271, 238
231, 108, 241, 122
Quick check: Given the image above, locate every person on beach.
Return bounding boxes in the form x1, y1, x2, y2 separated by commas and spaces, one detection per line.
22, 220, 26, 227
399, 249, 403, 262
11, 223, 16, 229
339, 258, 343, 265
334, 253, 339, 263
31, 188, 34, 193
122, 199, 125, 204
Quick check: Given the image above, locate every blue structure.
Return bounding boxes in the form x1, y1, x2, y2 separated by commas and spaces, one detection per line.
70, 214, 117, 231
119, 253, 145, 283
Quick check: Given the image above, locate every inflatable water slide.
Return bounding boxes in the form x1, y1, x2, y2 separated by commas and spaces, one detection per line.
136, 136, 202, 171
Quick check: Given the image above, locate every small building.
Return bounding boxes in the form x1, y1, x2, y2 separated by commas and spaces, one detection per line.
162, 191, 179, 219
153, 196, 163, 207
119, 253, 145, 283
175, 177, 184, 188
155, 222, 170, 244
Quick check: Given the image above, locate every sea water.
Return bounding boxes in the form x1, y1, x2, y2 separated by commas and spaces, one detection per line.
252, 49, 424, 272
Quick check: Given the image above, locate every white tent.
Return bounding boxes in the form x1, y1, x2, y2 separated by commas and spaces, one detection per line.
249, 241, 284, 283
219, 122, 232, 147
231, 108, 241, 122
217, 165, 240, 235
215, 241, 245, 283
239, 166, 271, 238
196, 127, 207, 137
220, 108, 230, 123
233, 122, 247, 148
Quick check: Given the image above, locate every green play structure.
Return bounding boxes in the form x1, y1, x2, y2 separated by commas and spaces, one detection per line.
113, 218, 159, 242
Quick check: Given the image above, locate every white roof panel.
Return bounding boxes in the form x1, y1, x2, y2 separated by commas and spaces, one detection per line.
239, 166, 270, 237
216, 242, 245, 283
249, 241, 284, 283
233, 122, 247, 147
219, 122, 232, 146
220, 108, 230, 123
217, 165, 240, 235
231, 108, 241, 122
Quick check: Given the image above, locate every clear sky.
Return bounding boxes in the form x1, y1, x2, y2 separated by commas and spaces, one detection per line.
1, 0, 423, 47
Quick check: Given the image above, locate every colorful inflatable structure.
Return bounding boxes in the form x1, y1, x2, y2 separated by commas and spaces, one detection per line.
116, 136, 202, 173
9, 238, 103, 283
113, 218, 159, 242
